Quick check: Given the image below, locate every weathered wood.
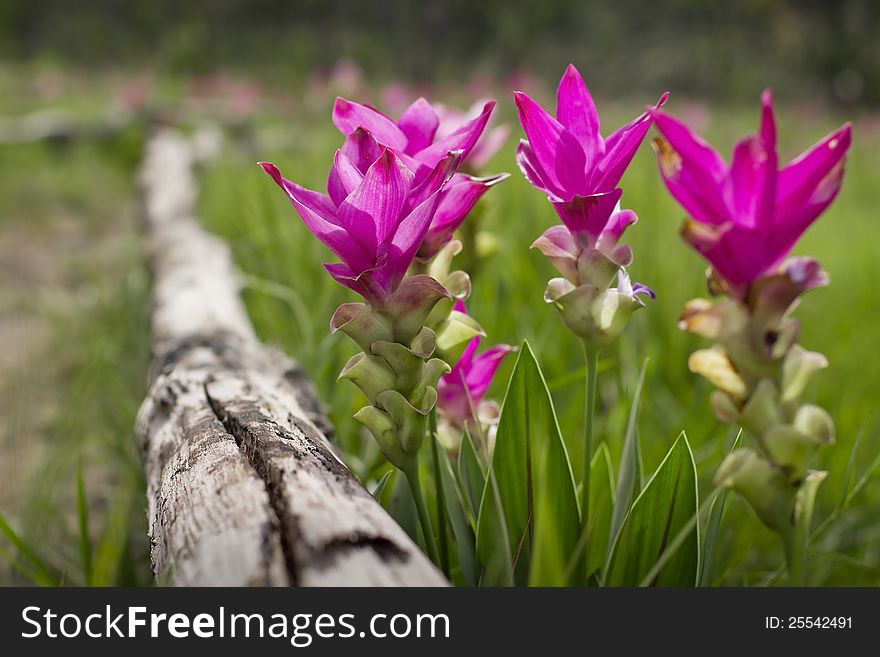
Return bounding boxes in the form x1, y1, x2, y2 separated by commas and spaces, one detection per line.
135, 127, 446, 586
0, 108, 140, 145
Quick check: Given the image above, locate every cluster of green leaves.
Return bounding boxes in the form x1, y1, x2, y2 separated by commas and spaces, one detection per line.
376, 344, 704, 586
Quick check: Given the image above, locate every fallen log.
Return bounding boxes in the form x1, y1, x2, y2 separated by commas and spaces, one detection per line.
0, 108, 140, 146
134, 127, 446, 586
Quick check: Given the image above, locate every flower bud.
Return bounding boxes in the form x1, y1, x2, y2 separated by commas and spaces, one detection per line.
739, 379, 782, 437
715, 449, 794, 533
793, 404, 835, 445
678, 298, 747, 341
763, 425, 821, 484
688, 347, 747, 400
782, 346, 828, 404
710, 390, 741, 423
338, 353, 397, 403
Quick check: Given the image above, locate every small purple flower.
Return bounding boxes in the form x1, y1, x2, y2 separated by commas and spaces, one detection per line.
260, 141, 458, 305
652, 91, 852, 293
437, 302, 513, 427
515, 63, 667, 230
333, 96, 508, 259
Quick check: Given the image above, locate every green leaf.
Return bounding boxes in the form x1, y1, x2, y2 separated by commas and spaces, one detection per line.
586, 443, 616, 577
437, 447, 479, 586
370, 470, 394, 500
91, 479, 137, 587
700, 428, 742, 586
789, 470, 827, 585
608, 359, 649, 552
387, 469, 419, 545
476, 341, 580, 586
605, 433, 700, 587
458, 429, 486, 523
564, 442, 616, 584
76, 464, 93, 586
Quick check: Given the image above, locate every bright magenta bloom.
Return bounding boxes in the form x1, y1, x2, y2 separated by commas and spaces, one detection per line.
260, 134, 459, 304
333, 96, 507, 259
437, 302, 513, 426
652, 91, 852, 292
515, 64, 667, 231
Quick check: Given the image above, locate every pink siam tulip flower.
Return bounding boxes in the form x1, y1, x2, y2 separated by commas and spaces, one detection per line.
259, 141, 459, 304
435, 100, 511, 171
652, 91, 852, 294
333, 96, 508, 259
532, 188, 639, 279
437, 302, 513, 427
515, 64, 668, 230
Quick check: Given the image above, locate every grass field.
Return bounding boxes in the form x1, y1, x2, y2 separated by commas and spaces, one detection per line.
1, 79, 878, 585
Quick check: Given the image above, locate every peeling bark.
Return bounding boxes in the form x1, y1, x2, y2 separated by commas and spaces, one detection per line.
135, 128, 446, 587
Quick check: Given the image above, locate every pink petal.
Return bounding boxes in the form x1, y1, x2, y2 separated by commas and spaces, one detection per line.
682, 220, 771, 288
597, 208, 638, 251
398, 97, 440, 155
259, 161, 338, 222
455, 336, 480, 375
260, 162, 371, 271
422, 172, 509, 256
775, 122, 851, 228
465, 344, 514, 403
515, 139, 563, 200
652, 101, 725, 178
652, 108, 733, 226
436, 376, 469, 423
324, 262, 386, 305
551, 188, 623, 239
747, 90, 778, 227
467, 124, 510, 170
373, 187, 444, 292
339, 127, 383, 174
725, 94, 776, 229
594, 92, 668, 191
530, 224, 579, 283
514, 91, 587, 199
405, 150, 462, 213
770, 158, 846, 268
556, 64, 602, 170
332, 97, 408, 151
414, 100, 496, 175
327, 150, 364, 206
336, 149, 413, 252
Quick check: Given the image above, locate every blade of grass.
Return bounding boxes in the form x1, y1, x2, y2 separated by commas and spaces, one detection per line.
700, 428, 743, 586
0, 544, 46, 585
430, 410, 451, 578
76, 463, 93, 586
608, 358, 649, 553
0, 513, 55, 586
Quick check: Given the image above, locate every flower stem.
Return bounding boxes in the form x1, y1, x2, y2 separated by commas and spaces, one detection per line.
402, 459, 441, 567
429, 409, 451, 578
580, 341, 600, 571
782, 528, 802, 587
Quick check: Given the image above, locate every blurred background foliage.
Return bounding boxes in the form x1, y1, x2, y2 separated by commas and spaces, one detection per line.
0, 0, 878, 105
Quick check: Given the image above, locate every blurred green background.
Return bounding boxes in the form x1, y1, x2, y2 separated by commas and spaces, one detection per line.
0, 0, 877, 586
